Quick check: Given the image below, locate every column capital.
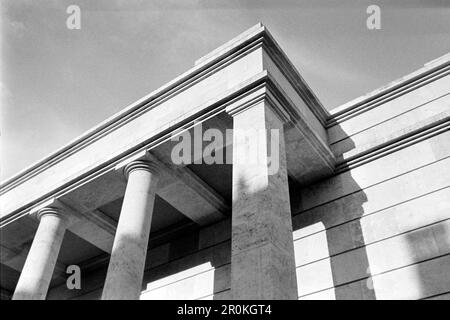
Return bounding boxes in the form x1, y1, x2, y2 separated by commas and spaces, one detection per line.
225, 88, 291, 124
123, 160, 161, 179
225, 89, 268, 118
36, 207, 68, 224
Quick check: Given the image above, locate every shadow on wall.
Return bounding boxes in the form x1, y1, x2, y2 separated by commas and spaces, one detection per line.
139, 222, 232, 300
134, 150, 297, 301
290, 126, 376, 300
290, 118, 450, 300
404, 222, 450, 300
46, 221, 232, 300
141, 152, 297, 301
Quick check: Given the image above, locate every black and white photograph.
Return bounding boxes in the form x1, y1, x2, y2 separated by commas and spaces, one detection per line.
1, 0, 449, 309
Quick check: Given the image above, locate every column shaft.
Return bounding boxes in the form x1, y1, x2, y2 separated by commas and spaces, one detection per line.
13, 208, 67, 300
230, 101, 298, 299
102, 161, 159, 300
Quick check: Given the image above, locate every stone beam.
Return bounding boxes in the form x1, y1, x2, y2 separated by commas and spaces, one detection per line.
151, 113, 232, 166
59, 201, 117, 253
147, 153, 229, 225
0, 243, 67, 283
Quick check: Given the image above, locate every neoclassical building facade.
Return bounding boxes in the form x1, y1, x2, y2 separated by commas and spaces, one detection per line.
1, 24, 449, 300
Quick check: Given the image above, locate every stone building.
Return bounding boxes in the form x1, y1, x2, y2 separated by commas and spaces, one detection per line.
1, 24, 449, 300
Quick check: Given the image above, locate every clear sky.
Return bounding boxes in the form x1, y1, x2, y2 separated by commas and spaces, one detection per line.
1, 0, 449, 181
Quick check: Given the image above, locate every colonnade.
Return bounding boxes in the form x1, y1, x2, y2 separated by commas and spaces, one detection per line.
12, 101, 298, 300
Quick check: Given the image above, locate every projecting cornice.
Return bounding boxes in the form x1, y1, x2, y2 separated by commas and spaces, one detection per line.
0, 23, 327, 194
328, 53, 450, 127
335, 112, 450, 173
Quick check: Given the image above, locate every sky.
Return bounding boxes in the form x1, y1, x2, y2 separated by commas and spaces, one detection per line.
1, 0, 449, 181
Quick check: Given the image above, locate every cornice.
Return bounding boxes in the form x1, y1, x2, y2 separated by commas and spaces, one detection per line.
327, 56, 450, 127
260, 29, 330, 126
0, 38, 262, 194
334, 113, 450, 174
264, 77, 335, 171
0, 23, 327, 194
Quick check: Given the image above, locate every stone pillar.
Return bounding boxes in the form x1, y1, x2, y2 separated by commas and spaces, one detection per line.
102, 160, 160, 300
228, 100, 298, 300
13, 207, 67, 300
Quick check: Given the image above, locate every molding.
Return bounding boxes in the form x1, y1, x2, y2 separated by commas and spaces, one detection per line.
327, 60, 450, 127
29, 199, 82, 228
335, 114, 450, 174
329, 93, 450, 147
260, 30, 329, 126
0, 32, 261, 194
123, 160, 162, 178
225, 82, 292, 124
225, 73, 335, 177
0, 23, 328, 194
29, 198, 56, 215
114, 150, 147, 171
195, 23, 264, 66
265, 76, 335, 171
36, 207, 68, 225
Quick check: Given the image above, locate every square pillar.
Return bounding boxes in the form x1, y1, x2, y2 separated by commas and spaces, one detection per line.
227, 99, 298, 300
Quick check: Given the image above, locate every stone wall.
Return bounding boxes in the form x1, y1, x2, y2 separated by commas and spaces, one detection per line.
293, 68, 450, 300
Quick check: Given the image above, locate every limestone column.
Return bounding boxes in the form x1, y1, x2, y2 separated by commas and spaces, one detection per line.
13, 207, 68, 300
228, 99, 298, 300
102, 160, 160, 300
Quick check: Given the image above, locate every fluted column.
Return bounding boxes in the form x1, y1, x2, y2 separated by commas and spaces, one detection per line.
102, 160, 160, 300
228, 100, 298, 300
13, 207, 68, 300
